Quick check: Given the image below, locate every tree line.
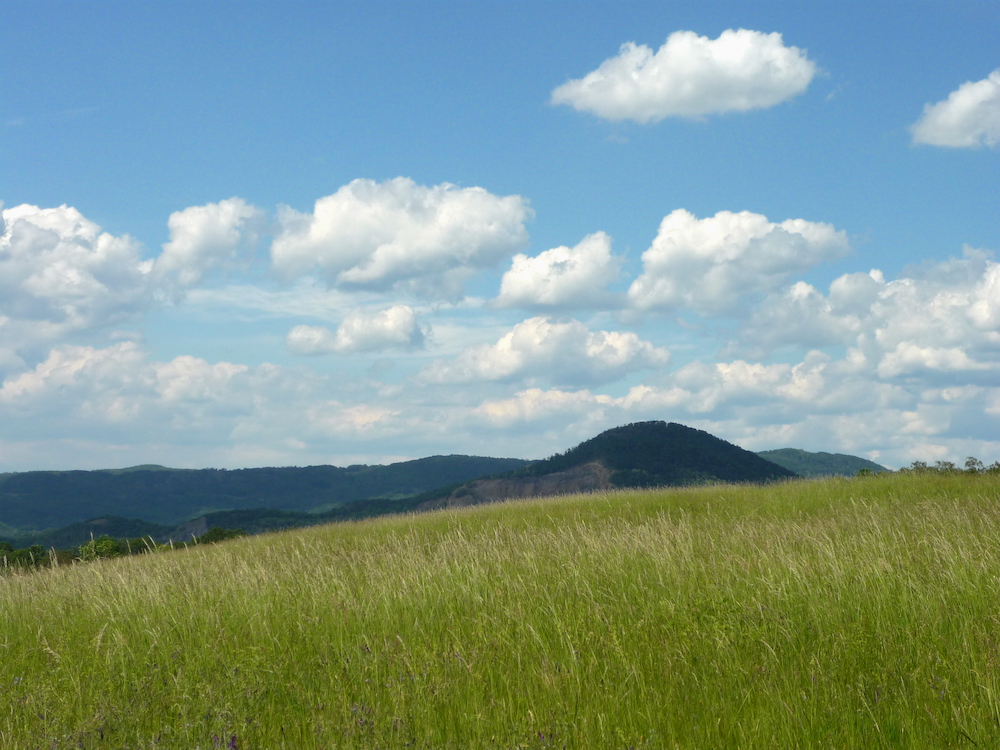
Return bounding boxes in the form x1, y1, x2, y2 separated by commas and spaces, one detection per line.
0, 526, 246, 573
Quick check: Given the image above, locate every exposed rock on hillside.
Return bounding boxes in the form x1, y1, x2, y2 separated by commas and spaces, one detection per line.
418, 461, 612, 510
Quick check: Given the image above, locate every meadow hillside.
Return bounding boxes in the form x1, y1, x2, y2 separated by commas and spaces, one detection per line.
4, 472, 1000, 748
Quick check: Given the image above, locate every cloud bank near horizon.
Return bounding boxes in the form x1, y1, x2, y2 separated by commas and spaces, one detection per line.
2, 187, 999, 472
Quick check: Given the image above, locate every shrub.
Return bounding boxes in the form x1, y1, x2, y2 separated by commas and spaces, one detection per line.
77, 534, 124, 562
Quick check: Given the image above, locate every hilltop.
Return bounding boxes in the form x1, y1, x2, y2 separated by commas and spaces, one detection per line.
416, 421, 797, 509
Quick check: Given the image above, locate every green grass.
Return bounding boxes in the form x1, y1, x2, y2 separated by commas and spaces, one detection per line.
3, 473, 1000, 748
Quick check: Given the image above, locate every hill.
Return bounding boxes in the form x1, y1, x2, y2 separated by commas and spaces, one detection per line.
416, 421, 797, 509
757, 448, 888, 478
0, 455, 530, 532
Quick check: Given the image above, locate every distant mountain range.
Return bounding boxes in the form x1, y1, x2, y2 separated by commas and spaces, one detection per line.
756, 449, 888, 478
0, 422, 890, 550
0, 455, 529, 531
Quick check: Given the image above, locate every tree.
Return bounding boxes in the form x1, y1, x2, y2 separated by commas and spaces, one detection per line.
77, 535, 123, 562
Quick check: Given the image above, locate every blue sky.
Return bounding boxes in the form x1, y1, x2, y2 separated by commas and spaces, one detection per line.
2, 1, 999, 471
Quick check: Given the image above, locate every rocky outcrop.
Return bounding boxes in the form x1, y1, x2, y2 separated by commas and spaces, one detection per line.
417, 461, 612, 511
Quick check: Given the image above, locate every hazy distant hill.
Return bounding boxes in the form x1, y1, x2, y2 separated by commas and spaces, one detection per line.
756, 449, 888, 478
0, 455, 530, 532
417, 421, 798, 509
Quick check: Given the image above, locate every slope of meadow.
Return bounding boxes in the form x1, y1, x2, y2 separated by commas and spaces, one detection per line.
4, 473, 1000, 748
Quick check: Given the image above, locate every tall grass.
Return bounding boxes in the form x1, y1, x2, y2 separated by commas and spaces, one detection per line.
3, 473, 1000, 748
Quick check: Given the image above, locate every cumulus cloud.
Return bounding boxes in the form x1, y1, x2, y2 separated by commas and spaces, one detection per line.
912, 69, 1000, 148
0, 199, 270, 364
551, 29, 816, 122
286, 305, 426, 355
155, 198, 263, 286
0, 342, 386, 449
419, 316, 668, 386
0, 203, 155, 353
494, 231, 622, 309
0, 342, 250, 428
627, 209, 849, 315
474, 387, 618, 429
271, 178, 532, 298
735, 247, 1000, 379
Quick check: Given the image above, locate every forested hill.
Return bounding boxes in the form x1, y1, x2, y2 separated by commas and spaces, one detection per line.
413, 421, 798, 509
0, 455, 530, 531
756, 449, 889, 478
519, 421, 798, 487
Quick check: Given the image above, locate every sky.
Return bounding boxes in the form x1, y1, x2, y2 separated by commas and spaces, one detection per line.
1, 0, 999, 471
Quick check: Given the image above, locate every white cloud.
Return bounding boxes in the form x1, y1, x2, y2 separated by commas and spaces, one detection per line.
551, 29, 816, 123
912, 69, 1000, 148
271, 178, 532, 298
474, 387, 617, 429
627, 209, 849, 315
4, 198, 1000, 474
419, 316, 668, 386
876, 343, 990, 379
736, 247, 1000, 377
0, 203, 155, 354
155, 198, 263, 286
0, 199, 268, 368
494, 231, 622, 309
286, 305, 426, 355
0, 342, 253, 430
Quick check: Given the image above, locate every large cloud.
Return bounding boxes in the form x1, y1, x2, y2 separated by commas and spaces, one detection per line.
271, 178, 532, 298
551, 29, 816, 122
0, 203, 155, 358
419, 316, 668, 386
493, 231, 622, 309
155, 198, 263, 286
735, 247, 1000, 378
912, 69, 1000, 148
627, 209, 849, 315
286, 305, 426, 355
0, 342, 393, 456
0, 199, 266, 365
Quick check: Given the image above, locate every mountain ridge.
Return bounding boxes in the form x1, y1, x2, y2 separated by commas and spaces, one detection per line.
757, 448, 888, 478
0, 455, 531, 531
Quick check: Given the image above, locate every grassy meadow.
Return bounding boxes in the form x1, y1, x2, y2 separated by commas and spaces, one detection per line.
4, 472, 1000, 748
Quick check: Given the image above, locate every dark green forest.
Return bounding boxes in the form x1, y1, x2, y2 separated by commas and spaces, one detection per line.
513, 421, 796, 486
0, 455, 530, 531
